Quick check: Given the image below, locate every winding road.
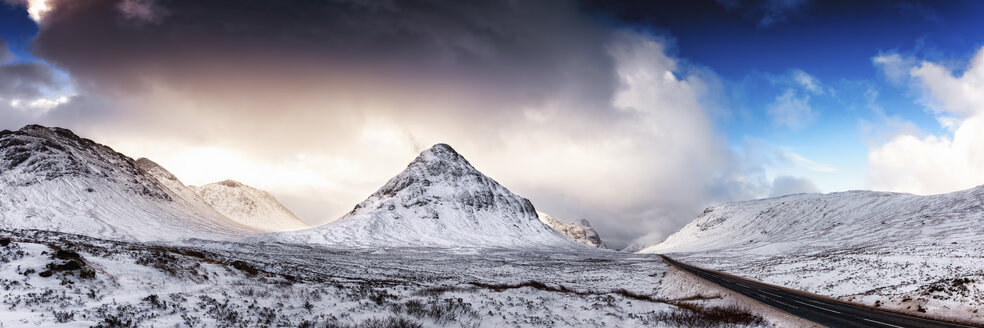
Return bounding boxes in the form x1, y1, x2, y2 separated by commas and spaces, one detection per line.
659, 255, 980, 328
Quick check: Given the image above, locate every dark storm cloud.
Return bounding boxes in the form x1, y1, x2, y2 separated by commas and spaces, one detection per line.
0, 61, 55, 98
0, 38, 62, 127
0, 38, 56, 99
33, 0, 616, 112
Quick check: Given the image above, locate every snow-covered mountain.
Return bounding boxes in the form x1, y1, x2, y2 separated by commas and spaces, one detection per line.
264, 144, 580, 248
191, 180, 310, 232
537, 211, 605, 248
640, 189, 983, 254
0, 125, 257, 241
135, 158, 229, 219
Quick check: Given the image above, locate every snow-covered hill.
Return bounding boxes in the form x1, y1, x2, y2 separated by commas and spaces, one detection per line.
264, 144, 580, 249
537, 211, 605, 248
0, 125, 257, 241
641, 189, 982, 254
192, 180, 309, 232
641, 188, 984, 321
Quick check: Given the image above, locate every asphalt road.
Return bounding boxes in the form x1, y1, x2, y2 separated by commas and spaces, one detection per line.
659, 255, 979, 328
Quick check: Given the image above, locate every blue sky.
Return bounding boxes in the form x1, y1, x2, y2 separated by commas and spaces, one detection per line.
589, 0, 984, 194
0, 3, 37, 61
3, 0, 984, 246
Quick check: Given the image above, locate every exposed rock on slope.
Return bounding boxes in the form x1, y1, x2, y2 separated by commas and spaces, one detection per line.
266, 144, 579, 248
192, 180, 310, 232
0, 125, 256, 241
537, 211, 605, 248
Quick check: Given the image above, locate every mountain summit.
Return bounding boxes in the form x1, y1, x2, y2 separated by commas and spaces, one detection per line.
537, 212, 606, 248
266, 144, 579, 248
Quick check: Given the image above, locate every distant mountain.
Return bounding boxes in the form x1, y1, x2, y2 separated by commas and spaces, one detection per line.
639, 188, 983, 254
265, 144, 580, 248
0, 125, 256, 241
136, 158, 229, 219
191, 180, 309, 232
537, 211, 605, 248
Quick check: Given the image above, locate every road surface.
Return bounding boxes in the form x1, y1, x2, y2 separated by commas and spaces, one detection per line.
660, 255, 979, 328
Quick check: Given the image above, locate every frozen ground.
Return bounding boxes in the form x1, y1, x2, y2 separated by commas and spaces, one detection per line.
0, 228, 774, 327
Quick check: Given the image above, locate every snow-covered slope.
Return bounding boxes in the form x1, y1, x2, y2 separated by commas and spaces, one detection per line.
537, 211, 605, 248
640, 189, 982, 255
265, 144, 580, 249
192, 180, 309, 232
0, 125, 257, 241
640, 189, 984, 321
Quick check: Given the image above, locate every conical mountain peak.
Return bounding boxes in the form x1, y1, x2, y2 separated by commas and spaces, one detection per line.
404, 143, 476, 176
372, 143, 487, 200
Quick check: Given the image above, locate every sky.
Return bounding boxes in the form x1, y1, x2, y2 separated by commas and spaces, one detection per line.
1, 0, 984, 249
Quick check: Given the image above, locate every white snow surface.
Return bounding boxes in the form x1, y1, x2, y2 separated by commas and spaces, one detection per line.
191, 180, 310, 232
0, 229, 777, 328
641, 188, 984, 322
263, 144, 582, 249
641, 189, 982, 254
537, 211, 605, 248
0, 125, 257, 242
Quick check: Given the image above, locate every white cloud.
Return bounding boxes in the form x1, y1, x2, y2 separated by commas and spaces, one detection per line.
791, 69, 823, 95
769, 175, 820, 197
785, 152, 836, 172
10, 95, 70, 112
872, 53, 916, 86
870, 46, 984, 195
910, 50, 984, 117
767, 89, 815, 129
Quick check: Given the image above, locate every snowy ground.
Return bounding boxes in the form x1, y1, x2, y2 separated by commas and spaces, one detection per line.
0, 229, 774, 327
644, 189, 984, 325
665, 241, 984, 324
